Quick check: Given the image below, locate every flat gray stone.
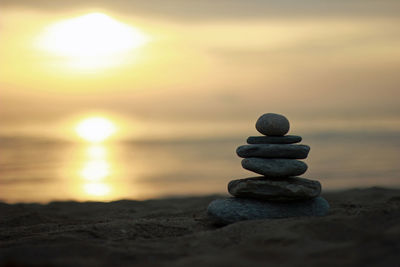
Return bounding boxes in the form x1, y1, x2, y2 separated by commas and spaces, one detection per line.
237, 144, 310, 159
207, 197, 330, 225
228, 176, 321, 201
255, 113, 290, 136
242, 158, 308, 177
247, 135, 302, 144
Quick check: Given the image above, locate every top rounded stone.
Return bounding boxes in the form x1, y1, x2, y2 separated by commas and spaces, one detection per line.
255, 113, 290, 136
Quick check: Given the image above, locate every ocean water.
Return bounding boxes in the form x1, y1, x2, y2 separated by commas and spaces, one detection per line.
0, 132, 399, 203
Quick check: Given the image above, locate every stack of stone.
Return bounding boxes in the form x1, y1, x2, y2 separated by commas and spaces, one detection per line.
207, 113, 329, 225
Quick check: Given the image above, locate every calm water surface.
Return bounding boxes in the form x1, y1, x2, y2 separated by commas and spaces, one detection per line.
1, 132, 399, 203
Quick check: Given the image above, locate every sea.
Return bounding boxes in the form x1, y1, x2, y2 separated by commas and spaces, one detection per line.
1, 131, 399, 203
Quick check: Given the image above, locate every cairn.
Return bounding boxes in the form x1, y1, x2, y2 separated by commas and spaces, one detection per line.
207, 113, 329, 225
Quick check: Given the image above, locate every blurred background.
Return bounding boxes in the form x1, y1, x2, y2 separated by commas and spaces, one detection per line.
1, 0, 399, 203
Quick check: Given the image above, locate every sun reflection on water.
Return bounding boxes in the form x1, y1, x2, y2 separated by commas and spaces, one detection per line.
74, 115, 117, 199
79, 144, 112, 197
83, 182, 111, 196
80, 158, 110, 181
64, 116, 149, 201
76, 117, 117, 143
87, 144, 107, 158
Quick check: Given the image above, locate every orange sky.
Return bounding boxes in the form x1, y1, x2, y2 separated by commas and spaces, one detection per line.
1, 1, 400, 139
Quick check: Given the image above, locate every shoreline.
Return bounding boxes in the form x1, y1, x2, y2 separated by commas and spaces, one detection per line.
2, 186, 400, 205
1, 187, 399, 266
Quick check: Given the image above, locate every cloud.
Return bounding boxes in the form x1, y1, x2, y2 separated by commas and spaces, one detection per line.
2, 0, 400, 21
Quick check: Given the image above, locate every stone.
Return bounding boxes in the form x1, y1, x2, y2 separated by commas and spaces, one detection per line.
228, 176, 321, 201
236, 144, 310, 159
247, 135, 302, 144
242, 158, 308, 177
255, 113, 290, 136
207, 196, 330, 225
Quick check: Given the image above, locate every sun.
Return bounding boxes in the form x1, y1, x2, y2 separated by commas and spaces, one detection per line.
37, 12, 148, 69
76, 117, 116, 142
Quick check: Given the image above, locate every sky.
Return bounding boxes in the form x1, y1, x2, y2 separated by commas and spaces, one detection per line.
1, 0, 400, 140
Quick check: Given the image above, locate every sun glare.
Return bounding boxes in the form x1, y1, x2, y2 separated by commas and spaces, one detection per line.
76, 117, 116, 142
37, 13, 148, 69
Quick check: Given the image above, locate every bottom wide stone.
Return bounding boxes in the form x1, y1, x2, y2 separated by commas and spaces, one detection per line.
207, 197, 329, 225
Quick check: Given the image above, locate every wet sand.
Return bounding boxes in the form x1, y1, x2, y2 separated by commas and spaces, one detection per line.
1, 187, 399, 266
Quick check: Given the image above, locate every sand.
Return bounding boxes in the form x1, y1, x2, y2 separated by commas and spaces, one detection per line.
1, 187, 399, 267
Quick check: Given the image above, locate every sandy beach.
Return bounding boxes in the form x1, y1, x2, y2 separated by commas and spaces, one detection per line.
1, 187, 399, 266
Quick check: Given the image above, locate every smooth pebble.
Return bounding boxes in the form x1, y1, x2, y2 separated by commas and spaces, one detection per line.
255, 113, 290, 136
207, 196, 330, 225
241, 158, 308, 177
247, 135, 302, 144
237, 144, 310, 159
228, 176, 321, 201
